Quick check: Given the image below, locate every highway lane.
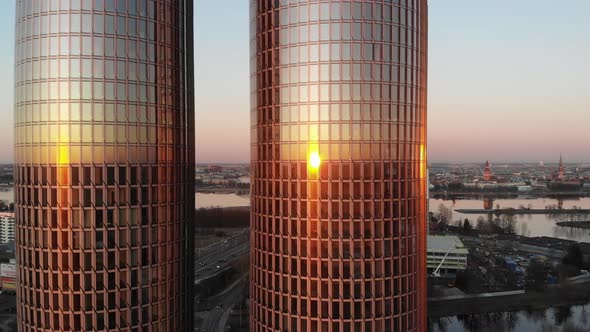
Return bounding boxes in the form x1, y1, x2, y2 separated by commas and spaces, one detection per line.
193, 231, 249, 279
194, 242, 249, 285
197, 275, 247, 332
195, 229, 248, 258
194, 230, 248, 267
192, 230, 250, 330
195, 242, 248, 273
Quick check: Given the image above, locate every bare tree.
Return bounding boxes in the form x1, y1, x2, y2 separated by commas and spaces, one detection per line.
437, 203, 452, 225
520, 222, 531, 237
500, 212, 517, 234
476, 216, 486, 232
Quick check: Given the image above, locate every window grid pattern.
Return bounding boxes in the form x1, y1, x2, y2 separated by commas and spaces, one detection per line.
14, 0, 194, 331
250, 1, 427, 331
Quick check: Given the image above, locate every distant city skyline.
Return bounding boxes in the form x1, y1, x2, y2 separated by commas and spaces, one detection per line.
0, 1, 588, 163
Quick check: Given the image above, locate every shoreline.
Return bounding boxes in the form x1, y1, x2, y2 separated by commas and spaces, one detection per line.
556, 221, 590, 229
455, 208, 590, 214
431, 191, 590, 198
428, 284, 590, 318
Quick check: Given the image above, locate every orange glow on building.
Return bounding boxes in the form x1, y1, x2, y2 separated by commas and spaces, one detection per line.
420, 144, 427, 178
14, 1, 195, 330
57, 145, 69, 165
250, 1, 429, 331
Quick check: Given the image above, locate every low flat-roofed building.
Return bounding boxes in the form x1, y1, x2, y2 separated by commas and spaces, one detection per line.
427, 235, 469, 276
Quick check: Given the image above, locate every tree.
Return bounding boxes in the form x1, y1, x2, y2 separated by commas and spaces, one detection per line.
463, 219, 473, 233
525, 260, 546, 291
562, 244, 584, 270
476, 216, 486, 231
500, 212, 517, 234
454, 270, 471, 291
554, 305, 573, 325
520, 222, 531, 237
437, 204, 452, 225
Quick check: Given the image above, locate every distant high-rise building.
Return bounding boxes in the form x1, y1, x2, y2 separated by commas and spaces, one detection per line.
0, 213, 15, 244
250, 1, 428, 331
483, 160, 492, 181
14, 1, 195, 330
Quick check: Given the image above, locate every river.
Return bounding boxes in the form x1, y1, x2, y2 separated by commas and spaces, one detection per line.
430, 303, 590, 332
430, 197, 590, 243
0, 189, 250, 210
2, 189, 589, 243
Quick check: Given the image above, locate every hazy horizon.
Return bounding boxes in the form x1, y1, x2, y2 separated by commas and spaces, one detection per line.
0, 0, 588, 163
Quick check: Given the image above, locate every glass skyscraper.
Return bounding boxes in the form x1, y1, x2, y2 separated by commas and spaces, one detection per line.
250, 1, 428, 331
14, 0, 194, 330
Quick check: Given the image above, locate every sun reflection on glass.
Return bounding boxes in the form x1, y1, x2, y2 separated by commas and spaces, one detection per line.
309, 151, 321, 170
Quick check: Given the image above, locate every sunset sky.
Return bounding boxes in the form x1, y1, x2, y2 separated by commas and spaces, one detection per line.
0, 1, 588, 163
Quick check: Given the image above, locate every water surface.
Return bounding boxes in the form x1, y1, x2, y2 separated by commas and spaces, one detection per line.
430, 197, 590, 243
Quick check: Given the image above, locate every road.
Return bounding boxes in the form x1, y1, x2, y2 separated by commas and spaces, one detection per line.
195, 229, 248, 260
0, 314, 15, 332
197, 275, 247, 332
0, 295, 16, 332
194, 242, 249, 284
194, 228, 249, 285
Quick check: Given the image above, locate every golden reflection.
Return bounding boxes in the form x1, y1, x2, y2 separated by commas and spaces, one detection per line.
420, 144, 426, 178
309, 151, 321, 170
58, 145, 69, 165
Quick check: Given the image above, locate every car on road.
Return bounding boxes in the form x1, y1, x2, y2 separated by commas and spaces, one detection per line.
216, 265, 221, 269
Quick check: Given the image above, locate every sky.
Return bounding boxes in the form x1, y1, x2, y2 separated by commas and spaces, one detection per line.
0, 1, 588, 163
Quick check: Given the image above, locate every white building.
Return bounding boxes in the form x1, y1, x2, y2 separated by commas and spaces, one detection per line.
427, 235, 468, 276
237, 176, 250, 184
0, 213, 15, 244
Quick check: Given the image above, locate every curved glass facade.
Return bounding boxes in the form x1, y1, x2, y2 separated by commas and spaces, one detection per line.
250, 0, 427, 331
14, 0, 194, 330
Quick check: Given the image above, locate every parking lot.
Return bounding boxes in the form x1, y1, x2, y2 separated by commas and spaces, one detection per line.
459, 235, 561, 293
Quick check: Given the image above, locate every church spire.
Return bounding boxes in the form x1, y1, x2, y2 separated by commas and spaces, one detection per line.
558, 154, 565, 180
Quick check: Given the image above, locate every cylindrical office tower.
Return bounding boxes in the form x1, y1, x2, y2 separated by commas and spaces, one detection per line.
250, 1, 427, 331
14, 0, 194, 331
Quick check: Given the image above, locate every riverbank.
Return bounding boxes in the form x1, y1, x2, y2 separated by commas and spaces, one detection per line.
455, 208, 590, 214
431, 191, 590, 198
196, 188, 249, 195
557, 221, 590, 229
195, 206, 250, 228
429, 283, 590, 317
